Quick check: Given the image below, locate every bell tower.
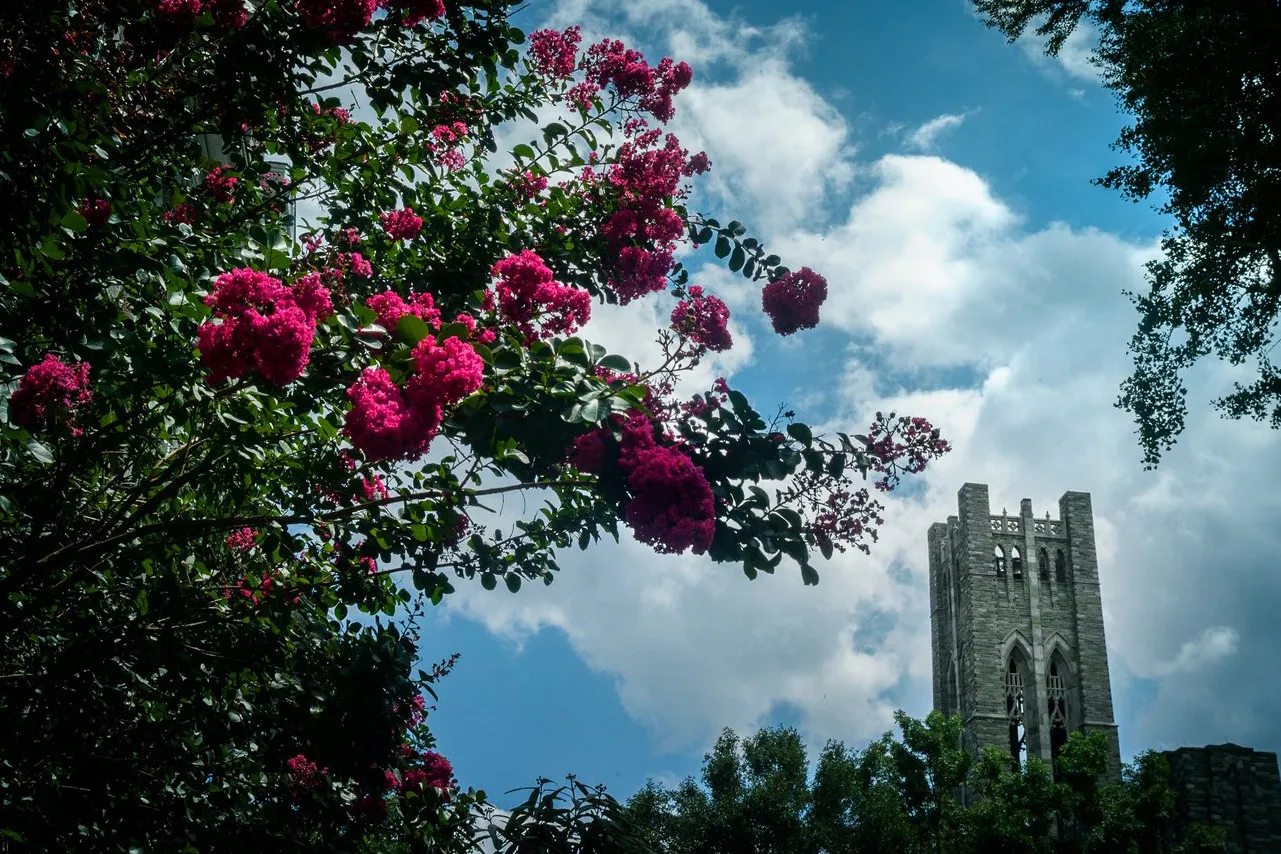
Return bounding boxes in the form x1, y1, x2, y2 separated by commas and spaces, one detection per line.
928, 483, 1121, 780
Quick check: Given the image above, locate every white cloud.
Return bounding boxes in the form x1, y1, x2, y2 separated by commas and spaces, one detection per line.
671, 61, 854, 231
906, 112, 972, 152
1018, 18, 1102, 86
1152, 627, 1240, 677
436, 0, 1281, 768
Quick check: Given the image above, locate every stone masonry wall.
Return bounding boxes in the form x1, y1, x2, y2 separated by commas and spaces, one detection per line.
1060, 490, 1122, 782
928, 522, 950, 716
1165, 744, 1281, 854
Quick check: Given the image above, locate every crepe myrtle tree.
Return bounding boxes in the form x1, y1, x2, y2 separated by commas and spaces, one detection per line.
0, 1, 949, 850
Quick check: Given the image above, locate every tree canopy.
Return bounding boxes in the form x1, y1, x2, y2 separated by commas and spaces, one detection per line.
622, 715, 1228, 854
0, 0, 948, 850
973, 0, 1281, 467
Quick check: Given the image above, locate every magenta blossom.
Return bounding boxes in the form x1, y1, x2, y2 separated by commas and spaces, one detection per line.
380, 207, 423, 241
761, 267, 827, 335
9, 354, 93, 436
670, 286, 732, 351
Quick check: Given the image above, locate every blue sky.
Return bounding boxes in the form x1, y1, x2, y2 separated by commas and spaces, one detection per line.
404, 0, 1281, 807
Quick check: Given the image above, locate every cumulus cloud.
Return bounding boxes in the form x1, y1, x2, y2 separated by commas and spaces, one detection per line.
436, 0, 1281, 768
670, 62, 855, 231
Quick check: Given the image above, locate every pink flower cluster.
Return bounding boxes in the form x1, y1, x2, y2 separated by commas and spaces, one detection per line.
296, 0, 375, 43
399, 750, 453, 793
344, 367, 440, 462
670, 286, 732, 351
9, 353, 93, 436
307, 102, 352, 151
570, 412, 715, 554
286, 754, 328, 789
222, 569, 298, 607
196, 268, 333, 385
156, 0, 247, 28
208, 0, 249, 28
594, 123, 709, 303
380, 208, 423, 241
393, 693, 429, 728
343, 252, 374, 279
678, 376, 731, 420
225, 527, 257, 551
344, 311, 485, 461
79, 199, 111, 229
366, 289, 440, 334
509, 170, 549, 200
361, 475, 389, 500
489, 250, 591, 342
427, 121, 469, 171
163, 202, 196, 225
811, 486, 881, 556
866, 413, 951, 492
569, 39, 693, 123
377, 0, 446, 27
761, 267, 827, 336
528, 26, 581, 79
156, 0, 200, 23
407, 336, 485, 411
203, 166, 237, 204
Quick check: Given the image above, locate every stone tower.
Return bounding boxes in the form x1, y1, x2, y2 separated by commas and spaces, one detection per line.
927, 483, 1121, 780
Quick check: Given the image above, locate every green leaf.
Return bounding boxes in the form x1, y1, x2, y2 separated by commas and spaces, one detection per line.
61, 211, 88, 233
26, 439, 53, 464
480, 572, 497, 591
542, 122, 568, 144
333, 602, 348, 621
7, 278, 35, 298
801, 564, 820, 586
787, 422, 813, 445
512, 143, 536, 160
597, 354, 631, 372
39, 237, 65, 260
400, 115, 419, 134
397, 314, 432, 345
714, 235, 731, 259
775, 508, 804, 530
504, 574, 522, 593
827, 454, 846, 478
729, 245, 746, 273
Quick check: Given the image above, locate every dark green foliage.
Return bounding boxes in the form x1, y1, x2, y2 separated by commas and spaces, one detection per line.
973, 0, 1281, 467
0, 0, 938, 847
623, 714, 1227, 854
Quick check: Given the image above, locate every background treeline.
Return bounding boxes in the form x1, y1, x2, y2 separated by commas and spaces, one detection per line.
619, 712, 1227, 854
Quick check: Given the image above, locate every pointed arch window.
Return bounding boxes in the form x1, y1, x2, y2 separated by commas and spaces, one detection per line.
1011, 546, 1023, 579
1038, 548, 1049, 581
994, 545, 1006, 577
1047, 659, 1069, 763
1005, 658, 1027, 768
1055, 550, 1067, 583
